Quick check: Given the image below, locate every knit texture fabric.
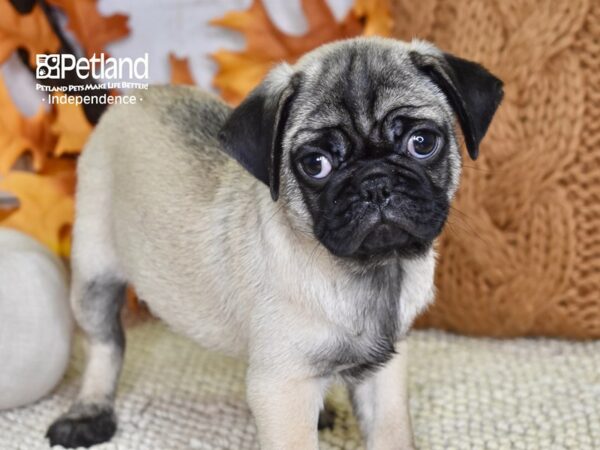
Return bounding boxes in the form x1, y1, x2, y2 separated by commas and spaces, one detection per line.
2, 321, 600, 449
391, 0, 600, 338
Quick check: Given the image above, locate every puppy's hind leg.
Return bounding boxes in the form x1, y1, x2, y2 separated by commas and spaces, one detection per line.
46, 145, 127, 448
46, 273, 126, 448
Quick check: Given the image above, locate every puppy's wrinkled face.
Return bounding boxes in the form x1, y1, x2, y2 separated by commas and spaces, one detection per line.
282, 41, 461, 259
219, 37, 502, 261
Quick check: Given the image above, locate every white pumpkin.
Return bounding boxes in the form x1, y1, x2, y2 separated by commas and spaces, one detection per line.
0, 228, 72, 410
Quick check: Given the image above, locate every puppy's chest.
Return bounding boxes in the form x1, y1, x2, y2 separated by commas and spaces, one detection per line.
332, 317, 399, 382
313, 263, 404, 381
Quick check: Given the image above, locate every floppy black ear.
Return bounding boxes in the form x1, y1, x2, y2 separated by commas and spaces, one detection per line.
410, 51, 504, 160
218, 71, 298, 201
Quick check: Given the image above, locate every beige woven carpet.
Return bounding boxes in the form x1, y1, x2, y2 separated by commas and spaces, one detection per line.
1, 322, 599, 450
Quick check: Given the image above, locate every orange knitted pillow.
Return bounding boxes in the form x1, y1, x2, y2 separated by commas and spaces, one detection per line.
391, 0, 600, 338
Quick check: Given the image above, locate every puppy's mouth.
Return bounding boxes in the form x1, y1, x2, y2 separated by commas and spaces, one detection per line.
316, 204, 437, 259
355, 223, 422, 257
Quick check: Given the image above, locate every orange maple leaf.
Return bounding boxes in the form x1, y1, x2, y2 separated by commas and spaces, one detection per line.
169, 53, 195, 85
353, 0, 393, 37
40, 157, 77, 196
50, 94, 93, 156
211, 0, 362, 103
47, 0, 129, 57
211, 0, 393, 103
0, 171, 74, 257
0, 74, 56, 174
0, 198, 17, 221
0, 1, 60, 66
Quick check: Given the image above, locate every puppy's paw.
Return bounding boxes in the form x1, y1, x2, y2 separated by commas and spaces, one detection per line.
46, 404, 117, 448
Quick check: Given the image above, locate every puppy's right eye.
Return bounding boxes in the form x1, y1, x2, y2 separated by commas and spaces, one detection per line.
301, 153, 333, 179
407, 130, 440, 159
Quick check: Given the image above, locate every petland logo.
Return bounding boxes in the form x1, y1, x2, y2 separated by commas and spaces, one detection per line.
36, 53, 149, 81
35, 53, 149, 105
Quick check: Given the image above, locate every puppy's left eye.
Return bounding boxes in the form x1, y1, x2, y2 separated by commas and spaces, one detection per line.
301, 153, 333, 179
407, 131, 440, 159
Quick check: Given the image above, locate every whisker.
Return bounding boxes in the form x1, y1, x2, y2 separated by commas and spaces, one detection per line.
262, 204, 285, 227
445, 215, 489, 247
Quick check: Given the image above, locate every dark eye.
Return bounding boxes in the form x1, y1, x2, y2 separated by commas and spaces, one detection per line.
407, 131, 440, 159
300, 153, 333, 179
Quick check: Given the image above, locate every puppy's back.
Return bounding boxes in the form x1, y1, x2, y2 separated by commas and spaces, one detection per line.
73, 85, 250, 290
76, 85, 236, 221
99, 85, 232, 166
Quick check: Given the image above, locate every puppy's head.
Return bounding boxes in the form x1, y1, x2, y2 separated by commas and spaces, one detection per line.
219, 38, 503, 260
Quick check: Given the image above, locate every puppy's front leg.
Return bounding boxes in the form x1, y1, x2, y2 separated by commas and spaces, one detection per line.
350, 340, 414, 450
246, 367, 324, 450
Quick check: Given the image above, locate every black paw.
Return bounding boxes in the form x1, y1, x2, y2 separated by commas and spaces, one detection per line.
317, 405, 336, 430
46, 406, 117, 448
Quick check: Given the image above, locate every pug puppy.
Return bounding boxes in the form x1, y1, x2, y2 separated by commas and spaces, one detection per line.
46, 37, 502, 449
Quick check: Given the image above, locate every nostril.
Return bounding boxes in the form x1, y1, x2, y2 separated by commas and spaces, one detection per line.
359, 176, 392, 204
359, 186, 371, 201
381, 185, 391, 198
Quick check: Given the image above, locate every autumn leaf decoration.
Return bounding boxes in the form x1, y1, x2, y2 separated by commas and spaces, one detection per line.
169, 53, 195, 85
0, 171, 74, 255
0, 1, 60, 65
0, 0, 129, 258
46, 0, 129, 58
211, 0, 394, 103
0, 75, 55, 174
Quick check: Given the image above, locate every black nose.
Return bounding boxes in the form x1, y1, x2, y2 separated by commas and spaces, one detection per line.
358, 174, 392, 204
